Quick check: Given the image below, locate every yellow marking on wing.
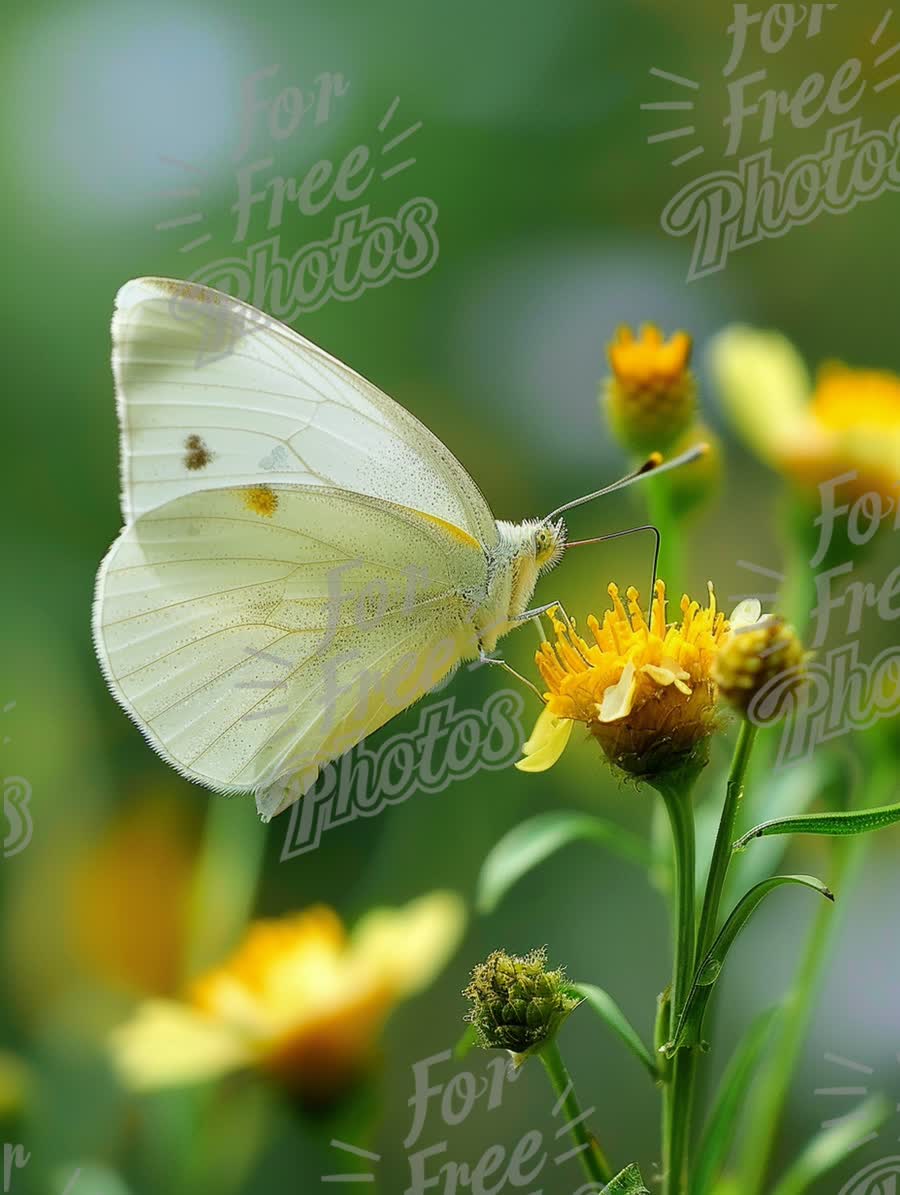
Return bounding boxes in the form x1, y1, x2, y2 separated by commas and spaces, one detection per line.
241, 485, 279, 517
397, 506, 482, 550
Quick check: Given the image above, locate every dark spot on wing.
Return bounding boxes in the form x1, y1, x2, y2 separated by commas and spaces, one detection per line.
184, 434, 213, 470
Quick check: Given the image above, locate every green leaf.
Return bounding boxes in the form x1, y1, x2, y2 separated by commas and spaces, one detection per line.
453, 1023, 478, 1060
667, 876, 833, 1055
569, 983, 660, 1080
476, 812, 652, 914
768, 1094, 890, 1195
692, 1007, 779, 1195
729, 754, 828, 896
735, 799, 900, 850
602, 1163, 651, 1193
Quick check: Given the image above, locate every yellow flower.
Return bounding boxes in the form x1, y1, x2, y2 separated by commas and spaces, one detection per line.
71, 795, 198, 997
111, 892, 465, 1104
710, 325, 900, 501
605, 324, 697, 454
518, 581, 738, 778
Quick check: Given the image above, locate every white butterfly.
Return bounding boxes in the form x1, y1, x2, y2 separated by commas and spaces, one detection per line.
93, 279, 697, 820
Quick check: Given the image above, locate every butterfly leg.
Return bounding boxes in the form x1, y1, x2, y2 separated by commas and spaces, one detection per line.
514, 599, 578, 634
514, 601, 596, 667
472, 648, 546, 704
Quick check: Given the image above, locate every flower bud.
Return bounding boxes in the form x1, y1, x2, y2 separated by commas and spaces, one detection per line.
604, 324, 696, 455
713, 615, 807, 723
464, 948, 580, 1062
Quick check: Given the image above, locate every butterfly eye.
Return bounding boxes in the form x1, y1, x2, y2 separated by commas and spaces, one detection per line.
534, 527, 556, 560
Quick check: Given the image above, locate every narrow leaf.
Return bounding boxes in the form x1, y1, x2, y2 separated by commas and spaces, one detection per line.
668, 876, 833, 1055
692, 1007, 779, 1195
570, 983, 659, 1080
601, 1163, 650, 1193
477, 812, 651, 914
735, 800, 900, 850
768, 1094, 890, 1195
730, 754, 828, 896
453, 1024, 478, 1060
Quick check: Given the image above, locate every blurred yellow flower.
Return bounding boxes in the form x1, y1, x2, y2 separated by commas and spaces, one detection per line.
605, 324, 696, 454
518, 582, 745, 778
71, 795, 198, 996
710, 325, 900, 500
111, 892, 465, 1104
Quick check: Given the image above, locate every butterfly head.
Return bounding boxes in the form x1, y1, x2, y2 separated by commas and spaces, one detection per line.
532, 518, 567, 574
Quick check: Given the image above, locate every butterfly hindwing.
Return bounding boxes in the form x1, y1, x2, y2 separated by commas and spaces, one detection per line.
93, 484, 487, 810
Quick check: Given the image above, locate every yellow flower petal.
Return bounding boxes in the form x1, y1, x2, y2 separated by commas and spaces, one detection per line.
520, 704, 557, 755
598, 661, 638, 723
709, 326, 811, 466
351, 892, 466, 999
515, 710, 573, 772
728, 599, 763, 631
641, 662, 693, 696
110, 1000, 250, 1091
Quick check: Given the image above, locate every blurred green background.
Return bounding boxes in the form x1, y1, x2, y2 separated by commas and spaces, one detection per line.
2, 0, 899, 1191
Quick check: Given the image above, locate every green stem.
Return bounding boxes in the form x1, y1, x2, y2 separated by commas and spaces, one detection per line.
732, 483, 884, 1191
737, 840, 854, 1195
697, 722, 758, 960
185, 799, 268, 978
737, 749, 892, 1194
778, 487, 820, 639
539, 1040, 613, 1186
656, 776, 698, 1195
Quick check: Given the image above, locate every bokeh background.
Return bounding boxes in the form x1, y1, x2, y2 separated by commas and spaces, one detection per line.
2, 0, 898, 1191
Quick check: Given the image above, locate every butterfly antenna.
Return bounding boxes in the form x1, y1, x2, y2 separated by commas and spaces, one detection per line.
566, 524, 662, 620
546, 443, 707, 521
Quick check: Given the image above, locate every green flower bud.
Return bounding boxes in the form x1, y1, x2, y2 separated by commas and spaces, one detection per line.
463, 948, 580, 1063
713, 615, 807, 723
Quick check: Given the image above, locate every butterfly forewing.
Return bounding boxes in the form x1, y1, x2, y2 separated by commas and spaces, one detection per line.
112, 278, 498, 550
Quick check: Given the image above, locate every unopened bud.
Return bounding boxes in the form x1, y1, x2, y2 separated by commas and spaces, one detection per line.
713, 616, 807, 723
463, 948, 580, 1063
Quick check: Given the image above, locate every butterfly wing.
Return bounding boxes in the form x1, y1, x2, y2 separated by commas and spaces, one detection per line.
112, 277, 498, 551
93, 484, 487, 817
